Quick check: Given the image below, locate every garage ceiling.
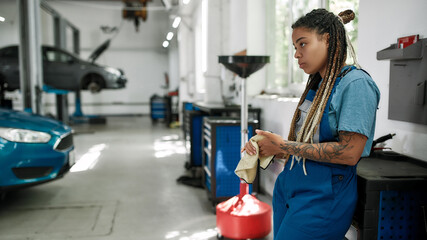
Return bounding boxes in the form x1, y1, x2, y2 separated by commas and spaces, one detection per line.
46, 0, 180, 8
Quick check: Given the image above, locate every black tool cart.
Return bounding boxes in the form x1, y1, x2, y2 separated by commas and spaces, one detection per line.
354, 151, 427, 240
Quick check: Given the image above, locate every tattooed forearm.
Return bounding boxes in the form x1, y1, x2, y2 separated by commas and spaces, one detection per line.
276, 131, 361, 165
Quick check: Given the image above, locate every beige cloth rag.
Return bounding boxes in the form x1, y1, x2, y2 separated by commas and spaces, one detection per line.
235, 135, 274, 183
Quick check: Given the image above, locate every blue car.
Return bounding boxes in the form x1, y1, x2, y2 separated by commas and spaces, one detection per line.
0, 108, 74, 192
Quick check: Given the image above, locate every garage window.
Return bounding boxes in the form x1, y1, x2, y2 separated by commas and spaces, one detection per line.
265, 0, 359, 97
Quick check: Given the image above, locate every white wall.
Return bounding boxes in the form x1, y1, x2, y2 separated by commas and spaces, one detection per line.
358, 0, 427, 162
0, 0, 19, 47
177, 0, 202, 107
202, 0, 223, 104
227, 0, 246, 54
249, 96, 299, 195
246, 0, 267, 97
178, 0, 237, 109
177, 0, 261, 107
0, 0, 171, 115
168, 39, 180, 92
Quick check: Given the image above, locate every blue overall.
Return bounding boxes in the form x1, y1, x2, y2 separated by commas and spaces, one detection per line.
273, 66, 358, 240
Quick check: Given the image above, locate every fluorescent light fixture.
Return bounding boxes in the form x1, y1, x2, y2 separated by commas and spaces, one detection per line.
162, 40, 169, 48
172, 16, 181, 28
166, 32, 174, 41
0, 16, 5, 22
183, 0, 191, 5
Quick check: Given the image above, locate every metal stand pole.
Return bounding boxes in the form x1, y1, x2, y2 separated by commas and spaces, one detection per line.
240, 77, 249, 196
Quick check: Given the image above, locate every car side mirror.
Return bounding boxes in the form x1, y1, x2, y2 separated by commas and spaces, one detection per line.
67, 58, 75, 64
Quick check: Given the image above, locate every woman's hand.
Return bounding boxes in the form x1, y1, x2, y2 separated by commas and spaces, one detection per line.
241, 139, 257, 155
256, 130, 287, 157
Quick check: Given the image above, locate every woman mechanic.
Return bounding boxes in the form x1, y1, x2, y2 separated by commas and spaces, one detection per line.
242, 9, 380, 240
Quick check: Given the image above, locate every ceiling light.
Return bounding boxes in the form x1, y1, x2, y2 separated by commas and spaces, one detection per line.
172, 16, 181, 28
0, 16, 5, 22
166, 32, 174, 41
183, 0, 191, 5
163, 41, 169, 48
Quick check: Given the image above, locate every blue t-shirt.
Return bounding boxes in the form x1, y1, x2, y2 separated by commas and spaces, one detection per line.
328, 68, 380, 157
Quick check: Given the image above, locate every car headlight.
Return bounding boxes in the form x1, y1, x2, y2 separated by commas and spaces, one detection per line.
106, 67, 121, 76
0, 127, 51, 143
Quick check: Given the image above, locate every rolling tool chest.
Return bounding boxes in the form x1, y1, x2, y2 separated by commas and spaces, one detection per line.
202, 117, 260, 204
183, 106, 208, 168
182, 102, 261, 169
150, 95, 172, 123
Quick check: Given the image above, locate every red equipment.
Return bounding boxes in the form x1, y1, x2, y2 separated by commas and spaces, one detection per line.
216, 183, 272, 239
217, 56, 272, 239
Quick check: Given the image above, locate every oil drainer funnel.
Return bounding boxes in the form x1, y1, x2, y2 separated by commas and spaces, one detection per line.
217, 56, 272, 239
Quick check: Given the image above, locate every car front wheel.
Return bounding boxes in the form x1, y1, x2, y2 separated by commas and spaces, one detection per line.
82, 73, 105, 93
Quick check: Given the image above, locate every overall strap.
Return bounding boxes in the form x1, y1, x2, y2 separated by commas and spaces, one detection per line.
359, 68, 371, 77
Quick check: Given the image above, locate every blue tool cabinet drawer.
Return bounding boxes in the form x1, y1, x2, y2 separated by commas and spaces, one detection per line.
183, 111, 208, 168
202, 117, 260, 204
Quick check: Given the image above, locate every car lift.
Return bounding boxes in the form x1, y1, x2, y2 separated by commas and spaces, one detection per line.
11, 1, 106, 125
70, 90, 106, 124
42, 2, 106, 125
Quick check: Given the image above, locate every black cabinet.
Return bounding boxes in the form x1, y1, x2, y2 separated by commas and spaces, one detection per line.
354, 151, 427, 240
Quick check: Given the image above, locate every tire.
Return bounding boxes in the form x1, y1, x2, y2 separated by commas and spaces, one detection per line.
82, 73, 105, 93
88, 81, 101, 93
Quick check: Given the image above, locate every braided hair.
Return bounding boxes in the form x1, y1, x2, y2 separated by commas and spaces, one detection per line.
287, 9, 357, 174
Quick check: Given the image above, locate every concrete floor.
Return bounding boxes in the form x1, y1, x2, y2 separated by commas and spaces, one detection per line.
0, 116, 274, 240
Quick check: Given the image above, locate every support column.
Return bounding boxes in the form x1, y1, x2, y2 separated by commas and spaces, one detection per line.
18, 0, 43, 113
203, 0, 223, 104
54, 16, 67, 48
72, 28, 83, 118
246, 0, 267, 97
53, 15, 69, 124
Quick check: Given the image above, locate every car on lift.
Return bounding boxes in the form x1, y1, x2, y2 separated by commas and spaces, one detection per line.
0, 39, 127, 93
0, 107, 74, 192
